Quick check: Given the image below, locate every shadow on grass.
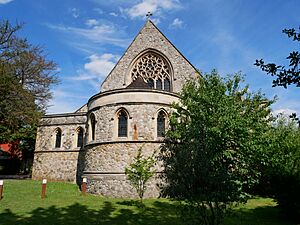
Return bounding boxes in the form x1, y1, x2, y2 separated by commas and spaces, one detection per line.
225, 205, 297, 225
0, 201, 181, 225
0, 200, 297, 225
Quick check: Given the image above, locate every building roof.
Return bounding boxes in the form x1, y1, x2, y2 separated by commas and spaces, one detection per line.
126, 76, 151, 89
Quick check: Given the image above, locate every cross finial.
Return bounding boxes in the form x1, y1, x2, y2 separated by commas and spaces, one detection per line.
146, 11, 152, 19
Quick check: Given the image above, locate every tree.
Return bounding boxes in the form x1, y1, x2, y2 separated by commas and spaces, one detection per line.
255, 26, 300, 88
258, 115, 300, 221
160, 71, 274, 225
0, 20, 58, 173
0, 20, 58, 111
125, 146, 156, 205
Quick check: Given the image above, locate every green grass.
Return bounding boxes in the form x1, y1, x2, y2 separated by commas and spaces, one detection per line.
0, 180, 295, 225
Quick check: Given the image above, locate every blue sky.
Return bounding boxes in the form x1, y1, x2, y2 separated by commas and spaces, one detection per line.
1, 0, 299, 115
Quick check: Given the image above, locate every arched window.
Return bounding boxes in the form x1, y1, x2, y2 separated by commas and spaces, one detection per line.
55, 128, 62, 148
156, 79, 162, 90
90, 113, 96, 141
157, 111, 166, 137
164, 78, 170, 91
118, 110, 128, 137
77, 127, 84, 147
130, 51, 172, 91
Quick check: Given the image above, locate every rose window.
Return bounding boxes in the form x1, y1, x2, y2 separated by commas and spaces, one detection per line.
130, 52, 171, 91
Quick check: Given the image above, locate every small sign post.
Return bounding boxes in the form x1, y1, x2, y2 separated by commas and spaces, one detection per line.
0, 180, 3, 200
41, 179, 47, 199
81, 178, 87, 195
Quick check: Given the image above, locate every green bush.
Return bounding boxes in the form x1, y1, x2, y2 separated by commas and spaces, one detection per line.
256, 116, 300, 221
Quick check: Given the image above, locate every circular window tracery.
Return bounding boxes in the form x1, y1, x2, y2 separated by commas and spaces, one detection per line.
130, 52, 172, 91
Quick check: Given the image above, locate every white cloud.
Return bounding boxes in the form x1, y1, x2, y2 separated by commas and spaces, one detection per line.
47, 89, 88, 114
85, 19, 99, 27
84, 53, 119, 78
70, 8, 80, 18
94, 8, 104, 14
273, 108, 296, 116
69, 53, 120, 91
109, 12, 118, 17
151, 18, 160, 25
124, 0, 181, 19
0, 0, 13, 4
46, 23, 130, 48
170, 18, 183, 28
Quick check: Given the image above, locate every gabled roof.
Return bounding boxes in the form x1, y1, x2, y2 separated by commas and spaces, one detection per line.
100, 19, 199, 93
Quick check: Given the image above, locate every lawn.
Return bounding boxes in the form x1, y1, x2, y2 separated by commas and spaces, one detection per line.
0, 180, 295, 225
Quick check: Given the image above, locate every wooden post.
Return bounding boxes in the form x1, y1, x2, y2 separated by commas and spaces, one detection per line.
0, 180, 3, 200
81, 177, 87, 195
41, 179, 47, 199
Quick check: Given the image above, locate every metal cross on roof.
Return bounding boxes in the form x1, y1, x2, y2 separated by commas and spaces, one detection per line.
146, 11, 152, 19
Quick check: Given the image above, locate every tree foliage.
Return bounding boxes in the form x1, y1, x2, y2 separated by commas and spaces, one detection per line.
0, 20, 58, 110
259, 116, 300, 220
255, 26, 300, 88
160, 71, 274, 225
0, 19, 58, 173
125, 146, 156, 204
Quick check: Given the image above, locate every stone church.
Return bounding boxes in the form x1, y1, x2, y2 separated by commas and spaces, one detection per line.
32, 19, 198, 198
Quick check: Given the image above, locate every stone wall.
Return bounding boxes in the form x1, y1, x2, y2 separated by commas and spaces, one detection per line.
32, 151, 81, 182
82, 142, 163, 198
32, 113, 86, 182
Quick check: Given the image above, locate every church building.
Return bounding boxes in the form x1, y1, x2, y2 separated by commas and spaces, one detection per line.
32, 19, 198, 198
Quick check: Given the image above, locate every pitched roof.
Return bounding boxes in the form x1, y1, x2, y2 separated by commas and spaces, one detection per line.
126, 76, 151, 89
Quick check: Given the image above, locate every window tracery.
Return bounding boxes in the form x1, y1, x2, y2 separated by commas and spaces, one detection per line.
131, 52, 172, 91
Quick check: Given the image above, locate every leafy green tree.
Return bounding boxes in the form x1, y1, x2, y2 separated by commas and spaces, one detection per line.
160, 71, 274, 225
255, 26, 300, 88
0, 20, 58, 111
125, 146, 156, 204
0, 20, 58, 173
260, 116, 300, 220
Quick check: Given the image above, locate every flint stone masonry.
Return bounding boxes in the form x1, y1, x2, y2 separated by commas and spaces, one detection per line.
32, 152, 80, 182
82, 142, 162, 198
86, 174, 160, 198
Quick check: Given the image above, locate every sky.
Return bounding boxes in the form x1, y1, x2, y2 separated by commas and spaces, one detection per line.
0, 0, 299, 115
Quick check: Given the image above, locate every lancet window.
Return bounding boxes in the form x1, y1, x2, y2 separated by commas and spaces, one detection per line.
118, 110, 128, 137
55, 128, 62, 148
77, 127, 84, 147
131, 52, 172, 91
157, 111, 166, 137
90, 113, 96, 141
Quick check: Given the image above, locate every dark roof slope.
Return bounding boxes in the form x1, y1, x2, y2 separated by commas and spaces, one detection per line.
126, 76, 151, 89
